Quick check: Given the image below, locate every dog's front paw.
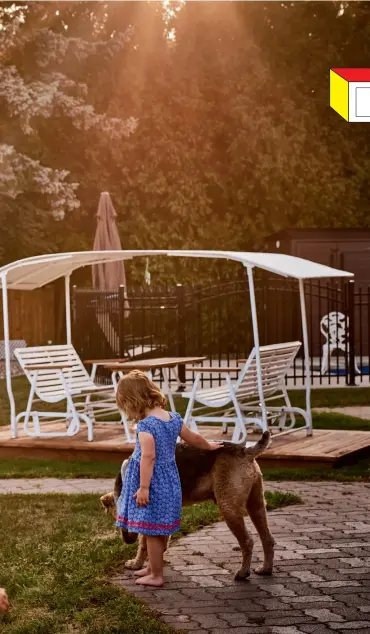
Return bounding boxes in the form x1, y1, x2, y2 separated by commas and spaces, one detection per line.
125, 558, 143, 570
234, 569, 250, 581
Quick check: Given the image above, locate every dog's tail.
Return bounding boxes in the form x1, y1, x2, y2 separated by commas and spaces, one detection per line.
100, 470, 123, 516
244, 430, 271, 459
114, 470, 123, 500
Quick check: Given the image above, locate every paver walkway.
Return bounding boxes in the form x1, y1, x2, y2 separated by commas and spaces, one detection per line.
2, 478, 370, 633
0, 478, 112, 494
314, 406, 370, 421
113, 481, 370, 634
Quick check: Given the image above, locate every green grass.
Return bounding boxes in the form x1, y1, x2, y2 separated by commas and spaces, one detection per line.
264, 489, 302, 510
263, 458, 370, 482
281, 411, 370, 432
1, 453, 369, 482
0, 377, 29, 425
289, 386, 370, 409
0, 457, 120, 479
0, 491, 299, 633
312, 412, 370, 431
1, 379, 370, 427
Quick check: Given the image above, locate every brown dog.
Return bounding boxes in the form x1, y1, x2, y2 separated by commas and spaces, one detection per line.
101, 431, 274, 580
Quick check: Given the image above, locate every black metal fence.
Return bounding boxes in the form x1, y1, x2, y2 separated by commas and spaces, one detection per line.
72, 275, 370, 387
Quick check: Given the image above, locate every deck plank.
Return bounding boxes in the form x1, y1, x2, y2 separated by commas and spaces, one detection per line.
0, 423, 370, 467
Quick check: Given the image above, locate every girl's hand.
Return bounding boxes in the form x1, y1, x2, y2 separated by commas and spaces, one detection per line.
208, 442, 224, 450
134, 487, 149, 507
0, 588, 9, 612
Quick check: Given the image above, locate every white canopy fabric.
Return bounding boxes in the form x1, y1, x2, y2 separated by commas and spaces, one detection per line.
0, 250, 353, 290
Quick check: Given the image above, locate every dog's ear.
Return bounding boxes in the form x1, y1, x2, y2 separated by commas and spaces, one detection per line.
100, 492, 115, 514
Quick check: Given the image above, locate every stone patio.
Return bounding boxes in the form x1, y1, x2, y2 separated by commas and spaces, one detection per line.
112, 481, 370, 634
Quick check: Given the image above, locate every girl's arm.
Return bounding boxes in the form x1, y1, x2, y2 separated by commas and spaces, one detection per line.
135, 431, 156, 506
179, 425, 223, 451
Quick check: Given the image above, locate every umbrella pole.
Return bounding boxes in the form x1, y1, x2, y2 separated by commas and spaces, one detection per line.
65, 274, 72, 345
1, 274, 16, 437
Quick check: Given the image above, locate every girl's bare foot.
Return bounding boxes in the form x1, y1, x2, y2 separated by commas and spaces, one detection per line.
135, 574, 164, 587
134, 567, 151, 577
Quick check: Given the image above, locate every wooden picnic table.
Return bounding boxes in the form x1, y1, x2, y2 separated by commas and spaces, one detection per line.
104, 356, 206, 411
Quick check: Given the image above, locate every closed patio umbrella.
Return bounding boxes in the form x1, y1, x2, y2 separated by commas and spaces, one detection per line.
92, 192, 129, 355
92, 192, 127, 290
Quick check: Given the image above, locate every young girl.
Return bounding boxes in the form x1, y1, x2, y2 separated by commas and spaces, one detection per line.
115, 370, 223, 588
0, 588, 8, 612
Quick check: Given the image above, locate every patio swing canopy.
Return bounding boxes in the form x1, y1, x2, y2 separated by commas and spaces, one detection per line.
0, 249, 353, 439
0, 249, 353, 290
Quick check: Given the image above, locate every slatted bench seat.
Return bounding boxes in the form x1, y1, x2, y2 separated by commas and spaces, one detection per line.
182, 341, 310, 444
14, 344, 131, 441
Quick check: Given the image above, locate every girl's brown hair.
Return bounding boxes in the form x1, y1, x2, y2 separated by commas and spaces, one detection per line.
116, 370, 167, 421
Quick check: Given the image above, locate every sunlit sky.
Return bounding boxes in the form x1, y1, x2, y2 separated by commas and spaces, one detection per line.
0, 1, 349, 41
0, 1, 187, 40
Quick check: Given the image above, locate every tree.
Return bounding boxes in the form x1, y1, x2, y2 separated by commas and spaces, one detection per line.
0, 1, 137, 261
111, 2, 365, 260
245, 1, 370, 227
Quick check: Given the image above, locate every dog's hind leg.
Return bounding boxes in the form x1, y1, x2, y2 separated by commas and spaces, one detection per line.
125, 535, 148, 570
217, 494, 254, 581
246, 475, 275, 576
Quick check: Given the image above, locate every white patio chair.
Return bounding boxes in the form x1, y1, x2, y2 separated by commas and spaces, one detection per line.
320, 311, 360, 375
182, 341, 309, 444
14, 344, 132, 442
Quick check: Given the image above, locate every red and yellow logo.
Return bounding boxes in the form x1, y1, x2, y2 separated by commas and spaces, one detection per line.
330, 68, 370, 122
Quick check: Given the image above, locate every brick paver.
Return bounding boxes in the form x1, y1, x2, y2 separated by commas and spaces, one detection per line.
112, 481, 370, 634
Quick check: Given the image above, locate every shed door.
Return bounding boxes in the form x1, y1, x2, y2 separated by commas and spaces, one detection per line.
295, 241, 333, 266
342, 250, 370, 285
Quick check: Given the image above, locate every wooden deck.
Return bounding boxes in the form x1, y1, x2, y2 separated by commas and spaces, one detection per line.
1, 422, 370, 467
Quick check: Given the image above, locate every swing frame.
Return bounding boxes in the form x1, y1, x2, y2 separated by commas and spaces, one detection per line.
0, 249, 352, 439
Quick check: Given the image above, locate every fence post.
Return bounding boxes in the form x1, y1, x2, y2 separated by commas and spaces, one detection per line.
176, 283, 186, 385
118, 285, 125, 359
347, 279, 356, 386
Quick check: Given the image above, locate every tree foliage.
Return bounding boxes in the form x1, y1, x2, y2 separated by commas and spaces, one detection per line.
0, 1, 369, 281
0, 1, 137, 261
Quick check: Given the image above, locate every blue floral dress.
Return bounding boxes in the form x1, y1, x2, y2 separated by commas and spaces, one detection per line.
116, 413, 183, 536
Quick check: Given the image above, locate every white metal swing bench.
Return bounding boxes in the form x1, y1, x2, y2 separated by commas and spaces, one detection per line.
183, 341, 307, 444
14, 344, 131, 441
0, 249, 353, 445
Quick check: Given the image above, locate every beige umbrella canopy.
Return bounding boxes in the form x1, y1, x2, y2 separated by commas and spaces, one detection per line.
92, 192, 127, 290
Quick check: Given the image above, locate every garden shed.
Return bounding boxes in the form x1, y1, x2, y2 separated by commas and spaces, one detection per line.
265, 228, 370, 287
